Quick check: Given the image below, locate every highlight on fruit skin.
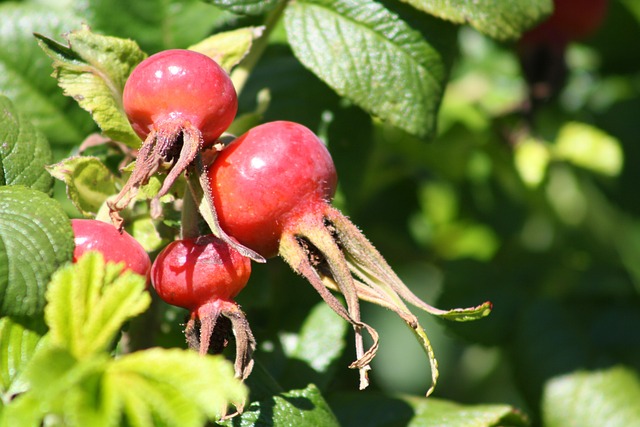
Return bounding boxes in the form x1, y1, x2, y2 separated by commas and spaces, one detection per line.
151, 234, 255, 381
208, 120, 492, 395
108, 49, 237, 231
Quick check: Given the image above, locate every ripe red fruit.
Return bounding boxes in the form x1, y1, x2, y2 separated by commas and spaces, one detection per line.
151, 234, 254, 379
71, 219, 151, 280
109, 49, 237, 229
123, 49, 237, 145
207, 121, 492, 394
209, 121, 337, 258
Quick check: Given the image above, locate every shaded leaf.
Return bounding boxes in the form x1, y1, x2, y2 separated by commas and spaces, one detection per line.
330, 391, 528, 426
280, 302, 348, 390
205, 0, 280, 16
399, 0, 553, 40
35, 26, 146, 148
47, 156, 118, 216
543, 366, 640, 427
82, 0, 227, 53
218, 383, 339, 427
0, 3, 92, 145
0, 96, 53, 193
0, 186, 74, 317
284, 0, 451, 138
45, 252, 150, 358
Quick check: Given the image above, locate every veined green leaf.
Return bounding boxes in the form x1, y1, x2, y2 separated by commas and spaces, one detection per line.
285, 0, 452, 138
45, 252, 150, 358
218, 383, 339, 427
0, 186, 74, 317
35, 25, 146, 148
399, 0, 553, 40
0, 96, 53, 193
543, 366, 640, 427
109, 349, 247, 425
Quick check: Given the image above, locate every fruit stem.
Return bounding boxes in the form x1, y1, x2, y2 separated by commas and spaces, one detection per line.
230, 0, 288, 96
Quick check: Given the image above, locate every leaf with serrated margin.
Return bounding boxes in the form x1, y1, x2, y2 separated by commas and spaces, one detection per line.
0, 96, 53, 193
285, 0, 451, 138
400, 0, 553, 40
189, 27, 265, 73
218, 383, 339, 427
45, 252, 150, 359
0, 318, 45, 402
109, 348, 247, 425
543, 366, 640, 427
35, 25, 146, 148
205, 0, 280, 16
0, 186, 74, 317
47, 156, 117, 217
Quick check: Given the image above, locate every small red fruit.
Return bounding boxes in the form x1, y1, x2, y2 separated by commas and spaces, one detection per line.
71, 219, 151, 280
109, 49, 237, 229
209, 121, 337, 258
151, 234, 254, 379
123, 49, 237, 145
207, 121, 492, 394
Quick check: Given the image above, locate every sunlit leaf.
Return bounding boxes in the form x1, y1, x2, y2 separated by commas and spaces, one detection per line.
554, 122, 623, 176
543, 366, 640, 427
285, 0, 452, 138
45, 252, 150, 358
35, 26, 146, 148
189, 27, 265, 72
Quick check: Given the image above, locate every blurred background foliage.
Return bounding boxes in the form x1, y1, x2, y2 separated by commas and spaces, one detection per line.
1, 0, 640, 425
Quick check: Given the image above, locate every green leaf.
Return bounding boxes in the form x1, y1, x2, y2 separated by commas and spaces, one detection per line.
0, 3, 92, 145
553, 122, 624, 176
543, 366, 640, 427
279, 302, 348, 390
47, 156, 118, 216
515, 137, 551, 187
45, 251, 150, 358
81, 0, 227, 53
329, 392, 528, 426
109, 349, 248, 425
217, 383, 339, 427
0, 318, 44, 402
35, 25, 146, 148
284, 0, 451, 138
205, 0, 280, 16
399, 0, 553, 40
0, 186, 74, 317
0, 96, 53, 193
189, 27, 265, 73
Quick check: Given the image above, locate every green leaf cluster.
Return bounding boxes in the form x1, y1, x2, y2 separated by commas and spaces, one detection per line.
1, 253, 247, 427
